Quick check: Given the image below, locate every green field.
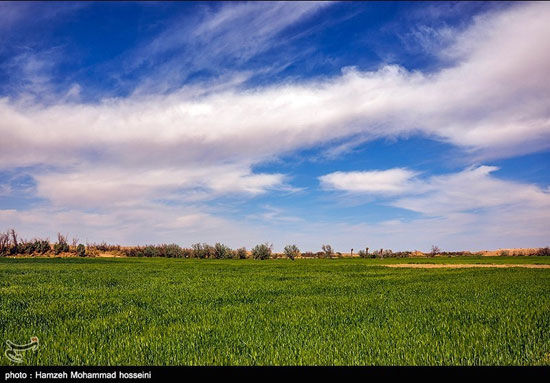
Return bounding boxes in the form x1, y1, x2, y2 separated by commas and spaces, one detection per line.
1, 257, 549, 365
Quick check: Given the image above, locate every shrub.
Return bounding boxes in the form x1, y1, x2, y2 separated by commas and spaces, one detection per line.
121, 247, 143, 257
35, 240, 51, 254
430, 245, 441, 257
91, 242, 121, 252
158, 244, 183, 258
191, 243, 214, 259
321, 244, 333, 258
53, 233, 70, 255
214, 243, 232, 259
143, 245, 161, 257
498, 250, 510, 256
251, 243, 272, 260
76, 244, 86, 257
536, 247, 550, 256
181, 248, 194, 258
20, 239, 32, 255
302, 252, 315, 258
86, 246, 100, 257
235, 247, 247, 259
283, 244, 300, 260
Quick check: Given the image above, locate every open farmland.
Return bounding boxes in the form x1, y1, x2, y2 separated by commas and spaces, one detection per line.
1, 257, 549, 365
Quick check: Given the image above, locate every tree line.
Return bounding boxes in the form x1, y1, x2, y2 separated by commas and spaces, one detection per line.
1, 229, 549, 259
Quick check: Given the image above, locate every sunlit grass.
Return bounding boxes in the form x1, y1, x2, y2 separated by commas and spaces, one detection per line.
0, 257, 549, 365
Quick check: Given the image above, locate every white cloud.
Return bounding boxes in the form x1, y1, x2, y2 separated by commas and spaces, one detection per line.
319, 169, 418, 194
2, 4, 549, 172
1, 3, 550, 250
320, 165, 550, 216
316, 165, 550, 251
393, 166, 550, 215
32, 165, 285, 208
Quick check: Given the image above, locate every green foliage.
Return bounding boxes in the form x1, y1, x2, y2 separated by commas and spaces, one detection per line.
283, 244, 300, 260
191, 243, 215, 259
76, 244, 86, 257
53, 243, 69, 255
213, 243, 232, 259
321, 244, 333, 258
157, 244, 183, 258
0, 257, 549, 365
35, 240, 51, 254
251, 243, 272, 260
235, 247, 247, 259
53, 234, 70, 255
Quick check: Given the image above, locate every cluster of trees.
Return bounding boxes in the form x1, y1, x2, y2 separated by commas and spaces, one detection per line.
0, 230, 83, 256
119, 242, 272, 259
2, 229, 549, 259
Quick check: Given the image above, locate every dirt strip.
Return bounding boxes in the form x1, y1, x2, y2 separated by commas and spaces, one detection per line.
384, 263, 550, 269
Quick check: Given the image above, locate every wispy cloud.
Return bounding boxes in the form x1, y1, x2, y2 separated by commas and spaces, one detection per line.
118, 1, 332, 95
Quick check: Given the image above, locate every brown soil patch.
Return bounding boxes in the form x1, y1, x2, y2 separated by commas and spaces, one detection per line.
384, 264, 550, 269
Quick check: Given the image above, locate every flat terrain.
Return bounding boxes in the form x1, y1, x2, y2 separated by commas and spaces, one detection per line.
1, 257, 549, 365
385, 264, 550, 268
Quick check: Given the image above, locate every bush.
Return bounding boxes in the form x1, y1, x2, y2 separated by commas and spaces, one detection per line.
283, 244, 300, 260
321, 244, 333, 258
251, 243, 272, 260
53, 233, 70, 255
143, 245, 161, 257
181, 248, 194, 258
235, 247, 247, 259
90, 242, 121, 252
430, 245, 441, 257
191, 243, 214, 259
18, 240, 34, 255
159, 244, 183, 258
35, 240, 51, 254
214, 243, 232, 259
536, 247, 550, 256
76, 244, 86, 257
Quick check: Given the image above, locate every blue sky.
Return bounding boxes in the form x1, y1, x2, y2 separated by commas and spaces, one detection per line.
1, 1, 549, 251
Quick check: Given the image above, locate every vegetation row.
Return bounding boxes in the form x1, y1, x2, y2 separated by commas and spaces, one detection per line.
1, 229, 549, 259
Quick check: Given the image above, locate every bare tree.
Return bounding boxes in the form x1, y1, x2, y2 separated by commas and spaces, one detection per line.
0, 231, 9, 254
9, 229, 18, 248
430, 245, 441, 257
57, 233, 68, 245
